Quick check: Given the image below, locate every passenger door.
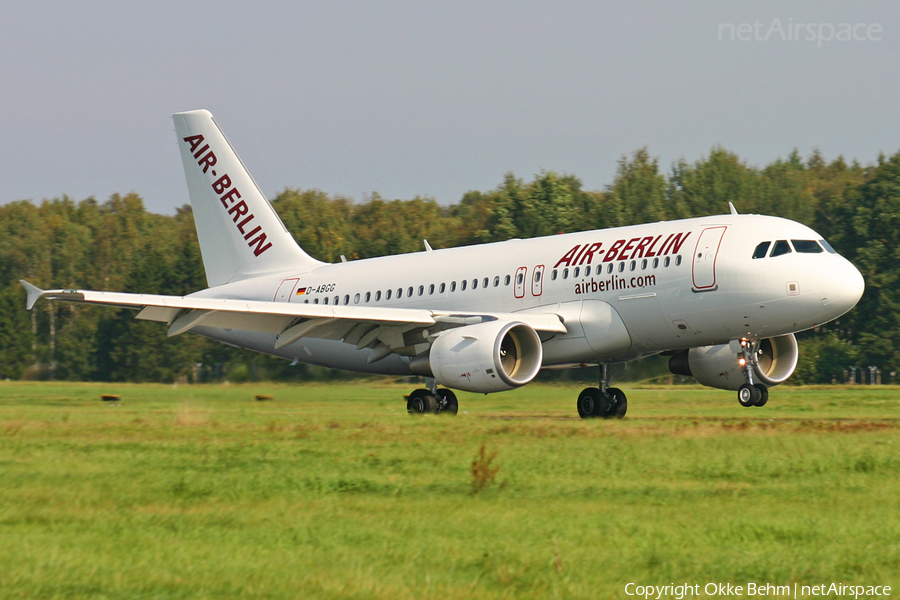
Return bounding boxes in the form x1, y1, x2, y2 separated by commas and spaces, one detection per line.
274, 278, 299, 302
692, 227, 727, 291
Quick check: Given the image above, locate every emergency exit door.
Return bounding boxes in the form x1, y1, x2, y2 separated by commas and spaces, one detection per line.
532, 265, 545, 297
514, 267, 527, 298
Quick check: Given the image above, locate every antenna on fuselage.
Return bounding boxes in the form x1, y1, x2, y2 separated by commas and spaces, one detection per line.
728, 202, 739, 216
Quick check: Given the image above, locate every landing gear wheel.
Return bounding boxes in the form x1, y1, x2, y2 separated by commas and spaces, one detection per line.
437, 389, 458, 415
407, 389, 437, 414
738, 383, 761, 408
577, 387, 609, 419
753, 384, 769, 407
606, 387, 627, 419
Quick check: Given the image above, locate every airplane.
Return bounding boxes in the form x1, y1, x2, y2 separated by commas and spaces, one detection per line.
21, 110, 865, 418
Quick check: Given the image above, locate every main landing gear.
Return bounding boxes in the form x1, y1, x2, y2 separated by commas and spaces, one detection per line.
737, 339, 769, 407
407, 378, 458, 415
577, 364, 627, 419
738, 383, 768, 407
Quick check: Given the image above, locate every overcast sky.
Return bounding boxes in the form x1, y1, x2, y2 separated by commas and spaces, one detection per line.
2, 1, 897, 215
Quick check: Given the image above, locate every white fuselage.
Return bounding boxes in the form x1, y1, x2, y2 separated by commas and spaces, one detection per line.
191, 213, 864, 376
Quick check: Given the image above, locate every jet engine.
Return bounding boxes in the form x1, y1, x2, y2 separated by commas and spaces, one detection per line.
668, 333, 799, 391
411, 320, 543, 393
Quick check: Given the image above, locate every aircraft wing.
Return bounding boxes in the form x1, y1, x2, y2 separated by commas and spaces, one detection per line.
20, 281, 566, 356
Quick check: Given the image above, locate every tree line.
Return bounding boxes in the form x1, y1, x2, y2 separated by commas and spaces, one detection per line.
1, 146, 898, 384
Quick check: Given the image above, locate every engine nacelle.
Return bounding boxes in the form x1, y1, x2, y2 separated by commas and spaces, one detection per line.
668, 333, 799, 391
413, 320, 543, 393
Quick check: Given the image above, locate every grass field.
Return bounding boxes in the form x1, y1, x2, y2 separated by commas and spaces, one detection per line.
0, 381, 898, 599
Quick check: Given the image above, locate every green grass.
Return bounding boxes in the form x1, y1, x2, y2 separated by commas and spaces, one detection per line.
0, 381, 898, 599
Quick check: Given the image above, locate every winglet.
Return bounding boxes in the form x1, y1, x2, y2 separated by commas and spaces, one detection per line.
728, 202, 739, 216
423, 240, 433, 252
20, 280, 45, 310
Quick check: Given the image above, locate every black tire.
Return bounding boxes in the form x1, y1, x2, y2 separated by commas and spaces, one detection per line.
437, 389, 459, 415
753, 383, 769, 407
407, 389, 437, 414
738, 383, 760, 408
606, 387, 627, 419
577, 387, 608, 419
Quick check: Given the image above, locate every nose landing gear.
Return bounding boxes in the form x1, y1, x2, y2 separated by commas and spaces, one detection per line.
737, 340, 769, 407
577, 364, 627, 419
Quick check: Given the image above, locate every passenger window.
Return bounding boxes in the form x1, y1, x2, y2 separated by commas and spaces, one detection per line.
504, 275, 511, 285
418, 285, 424, 296
652, 258, 658, 268
472, 279, 478, 289
365, 292, 371, 302
664, 257, 671, 267
630, 260, 636, 271
535, 271, 541, 282
429, 284, 435, 294
483, 277, 489, 288
618, 263, 625, 273
397, 288, 403, 298
439, 283, 445, 293
792, 240, 823, 253
341, 295, 347, 304
585, 265, 591, 276
752, 242, 771, 259
386, 289, 392, 300
516, 273, 524, 285
451, 281, 457, 292
323, 297, 329, 305
770, 240, 792, 257
375, 291, 381, 301
354, 293, 360, 304
314, 298, 320, 304
675, 256, 682, 266
819, 239, 837, 254
573, 267, 580, 278
607, 264, 613, 274
641, 259, 648, 270
493, 276, 500, 287
461, 280, 468, 291
407, 286, 414, 297
563, 268, 569, 279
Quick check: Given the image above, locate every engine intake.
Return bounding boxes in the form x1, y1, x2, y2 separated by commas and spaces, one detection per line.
668, 333, 799, 391
412, 320, 543, 393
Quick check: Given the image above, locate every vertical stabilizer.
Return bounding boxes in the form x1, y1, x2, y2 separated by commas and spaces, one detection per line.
172, 110, 324, 287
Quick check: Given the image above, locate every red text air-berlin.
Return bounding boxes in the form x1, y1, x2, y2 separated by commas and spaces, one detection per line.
553, 231, 691, 268
182, 134, 273, 257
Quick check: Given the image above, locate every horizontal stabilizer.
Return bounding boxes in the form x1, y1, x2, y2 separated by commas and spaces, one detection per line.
20, 280, 44, 310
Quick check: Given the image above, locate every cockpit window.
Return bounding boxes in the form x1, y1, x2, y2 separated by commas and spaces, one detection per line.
792, 240, 823, 253
770, 240, 792, 257
819, 239, 837, 254
752, 241, 771, 259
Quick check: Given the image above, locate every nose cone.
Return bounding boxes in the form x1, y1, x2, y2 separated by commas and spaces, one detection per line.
818, 258, 865, 318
